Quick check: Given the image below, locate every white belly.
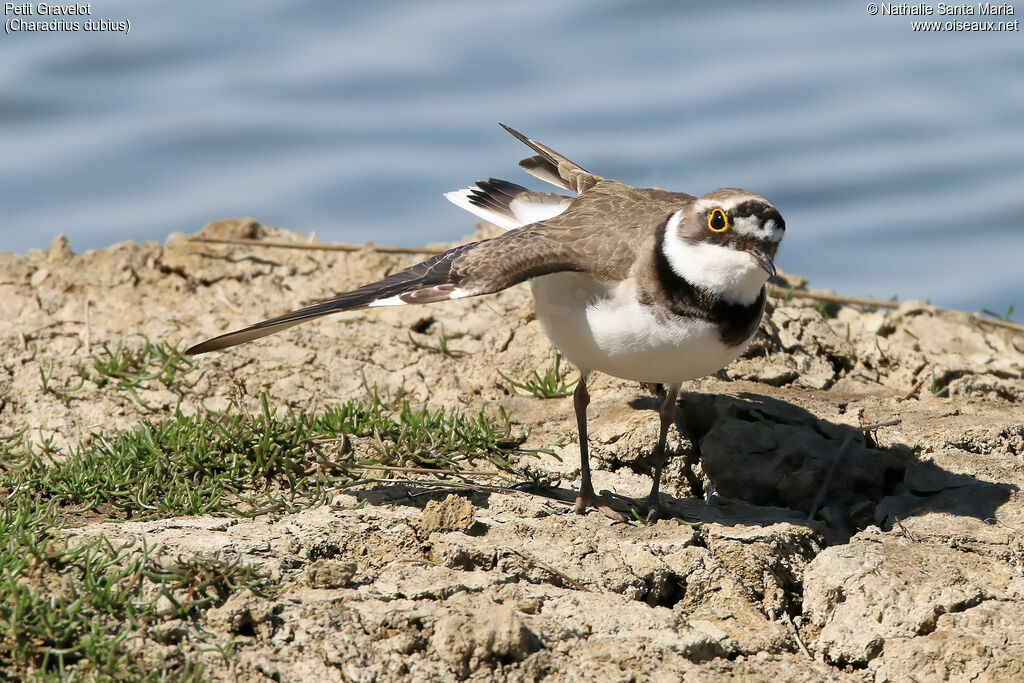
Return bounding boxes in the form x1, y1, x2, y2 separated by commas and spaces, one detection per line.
530, 273, 754, 384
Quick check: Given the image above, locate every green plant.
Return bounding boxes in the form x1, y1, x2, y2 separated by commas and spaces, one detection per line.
407, 325, 462, 358
39, 360, 85, 406
2, 391, 536, 520
82, 335, 199, 406
36, 335, 200, 409
982, 304, 1015, 322
0, 380, 548, 678
147, 554, 276, 619
500, 352, 578, 399
0, 493, 261, 680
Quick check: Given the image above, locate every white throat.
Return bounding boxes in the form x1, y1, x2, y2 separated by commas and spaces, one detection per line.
662, 210, 769, 306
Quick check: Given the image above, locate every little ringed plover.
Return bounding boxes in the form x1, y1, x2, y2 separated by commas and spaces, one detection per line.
187, 124, 785, 523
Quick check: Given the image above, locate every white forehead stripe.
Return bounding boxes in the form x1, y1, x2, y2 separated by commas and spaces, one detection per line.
444, 188, 521, 230
694, 197, 748, 214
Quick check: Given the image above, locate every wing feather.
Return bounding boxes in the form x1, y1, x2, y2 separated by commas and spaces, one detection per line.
187, 227, 587, 355
499, 123, 601, 194
187, 242, 478, 354
189, 126, 664, 356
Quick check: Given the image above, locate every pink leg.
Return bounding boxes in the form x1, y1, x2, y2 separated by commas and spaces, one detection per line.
572, 376, 627, 522
642, 383, 681, 523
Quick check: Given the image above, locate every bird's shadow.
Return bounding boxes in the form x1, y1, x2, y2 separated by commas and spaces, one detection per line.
621, 390, 1016, 543
347, 390, 1016, 546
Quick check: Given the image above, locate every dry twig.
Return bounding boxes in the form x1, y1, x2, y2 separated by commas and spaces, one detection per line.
84, 300, 92, 358
781, 289, 899, 310
788, 289, 1024, 334
892, 516, 918, 542
332, 477, 520, 497
784, 612, 814, 661
901, 374, 928, 401
336, 463, 510, 477
188, 236, 441, 255
506, 547, 590, 592
808, 418, 902, 521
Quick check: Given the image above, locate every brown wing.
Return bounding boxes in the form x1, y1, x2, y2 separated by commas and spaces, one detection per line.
188, 242, 480, 354
525, 181, 695, 282
188, 138, 693, 356
187, 229, 592, 355
450, 181, 693, 286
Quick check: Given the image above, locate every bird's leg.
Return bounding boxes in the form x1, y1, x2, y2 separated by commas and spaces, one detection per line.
643, 383, 681, 523
573, 374, 626, 522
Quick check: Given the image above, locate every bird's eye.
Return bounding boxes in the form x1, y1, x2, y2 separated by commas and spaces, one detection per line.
708, 208, 728, 233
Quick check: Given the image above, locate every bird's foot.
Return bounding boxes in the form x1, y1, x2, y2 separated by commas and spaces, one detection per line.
574, 490, 628, 522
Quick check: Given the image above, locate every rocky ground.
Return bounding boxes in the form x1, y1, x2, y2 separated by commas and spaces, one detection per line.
3, 217, 1024, 681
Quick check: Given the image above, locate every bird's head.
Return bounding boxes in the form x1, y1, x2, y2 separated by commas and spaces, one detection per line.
661, 189, 785, 305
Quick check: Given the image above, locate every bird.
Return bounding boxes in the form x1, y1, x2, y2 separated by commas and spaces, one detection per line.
186, 124, 785, 523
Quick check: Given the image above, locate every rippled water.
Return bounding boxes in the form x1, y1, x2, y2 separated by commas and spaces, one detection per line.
2, 0, 1022, 317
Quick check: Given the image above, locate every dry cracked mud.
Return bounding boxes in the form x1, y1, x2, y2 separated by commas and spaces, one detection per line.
3, 218, 1024, 681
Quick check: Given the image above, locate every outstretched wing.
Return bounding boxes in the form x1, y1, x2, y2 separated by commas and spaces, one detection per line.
186, 228, 587, 355
189, 125, 619, 356
499, 123, 601, 194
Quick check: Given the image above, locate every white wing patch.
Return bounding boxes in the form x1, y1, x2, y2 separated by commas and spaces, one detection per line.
508, 194, 572, 226
445, 186, 572, 231
444, 189, 522, 230
366, 294, 411, 308
366, 288, 474, 308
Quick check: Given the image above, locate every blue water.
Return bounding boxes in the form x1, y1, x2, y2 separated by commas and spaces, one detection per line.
2, 1, 1022, 318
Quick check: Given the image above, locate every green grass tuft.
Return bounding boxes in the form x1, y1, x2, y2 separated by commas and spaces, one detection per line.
36, 335, 200, 408
39, 360, 86, 406
499, 352, 578, 399
147, 553, 276, 620
0, 497, 240, 680
407, 325, 463, 358
81, 334, 199, 406
1, 371, 543, 678
981, 304, 1015, 322
3, 391, 534, 520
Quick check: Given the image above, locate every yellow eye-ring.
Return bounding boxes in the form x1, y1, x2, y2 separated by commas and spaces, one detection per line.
708, 208, 729, 232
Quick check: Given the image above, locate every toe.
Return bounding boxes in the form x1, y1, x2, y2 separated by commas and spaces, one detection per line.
596, 502, 628, 523
574, 491, 628, 522
573, 497, 587, 515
